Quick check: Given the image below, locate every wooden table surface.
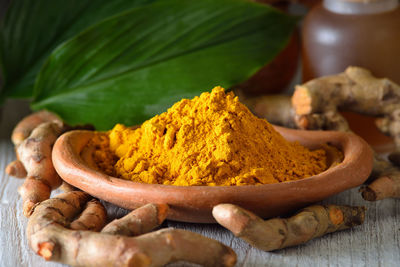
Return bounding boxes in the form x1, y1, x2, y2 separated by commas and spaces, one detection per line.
1, 100, 399, 267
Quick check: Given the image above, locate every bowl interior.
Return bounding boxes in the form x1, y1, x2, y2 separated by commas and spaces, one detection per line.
52, 126, 373, 223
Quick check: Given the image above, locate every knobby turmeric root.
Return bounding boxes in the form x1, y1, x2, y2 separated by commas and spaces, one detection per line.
59, 181, 79, 193
291, 67, 400, 201
360, 155, 400, 201
28, 191, 237, 267
69, 199, 107, 231
292, 66, 400, 135
11, 110, 61, 146
16, 121, 67, 217
6, 111, 62, 178
101, 203, 169, 236
5, 160, 27, 178
5, 111, 93, 216
375, 110, 400, 147
213, 204, 365, 251
360, 173, 400, 201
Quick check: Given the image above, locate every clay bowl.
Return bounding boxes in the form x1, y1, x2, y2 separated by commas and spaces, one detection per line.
52, 126, 373, 223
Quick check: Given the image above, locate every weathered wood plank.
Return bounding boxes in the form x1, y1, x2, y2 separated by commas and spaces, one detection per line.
1, 136, 400, 267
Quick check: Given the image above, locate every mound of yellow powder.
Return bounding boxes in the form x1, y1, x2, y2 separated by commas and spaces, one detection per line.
92, 87, 327, 186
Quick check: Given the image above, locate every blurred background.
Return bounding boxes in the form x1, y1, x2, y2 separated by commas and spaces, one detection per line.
1, 0, 399, 145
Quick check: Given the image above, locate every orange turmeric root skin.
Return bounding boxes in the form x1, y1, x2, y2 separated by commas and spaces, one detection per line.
101, 203, 169, 236
292, 67, 400, 201
359, 154, 400, 201
70, 199, 107, 231
5, 111, 66, 216
360, 171, 400, 201
11, 110, 61, 146
27, 191, 237, 267
59, 181, 78, 192
292, 66, 400, 134
6, 111, 62, 179
5, 160, 27, 178
6, 111, 97, 216
213, 204, 365, 251
17, 121, 66, 216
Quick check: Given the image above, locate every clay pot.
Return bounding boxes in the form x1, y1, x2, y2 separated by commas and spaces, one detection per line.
52, 126, 373, 223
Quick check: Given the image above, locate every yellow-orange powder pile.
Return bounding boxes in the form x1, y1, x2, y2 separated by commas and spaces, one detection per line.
91, 87, 327, 186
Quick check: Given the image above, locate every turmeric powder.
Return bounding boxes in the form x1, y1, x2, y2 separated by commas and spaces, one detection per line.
91, 87, 327, 186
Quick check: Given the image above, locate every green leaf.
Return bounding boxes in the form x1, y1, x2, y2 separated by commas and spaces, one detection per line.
32, 0, 296, 130
0, 0, 157, 99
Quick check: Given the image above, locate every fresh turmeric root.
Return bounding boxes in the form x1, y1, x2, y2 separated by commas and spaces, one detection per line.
6, 111, 95, 180
101, 203, 169, 236
69, 199, 107, 231
6, 111, 62, 178
375, 110, 400, 147
5, 160, 27, 178
27, 191, 237, 267
291, 67, 400, 201
5, 111, 92, 216
360, 154, 400, 201
11, 110, 61, 146
213, 203, 365, 251
360, 172, 400, 201
59, 181, 78, 192
238, 66, 400, 134
291, 66, 400, 134
16, 121, 67, 217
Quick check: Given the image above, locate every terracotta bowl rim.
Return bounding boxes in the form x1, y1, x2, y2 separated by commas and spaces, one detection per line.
59, 126, 363, 188
52, 125, 373, 222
